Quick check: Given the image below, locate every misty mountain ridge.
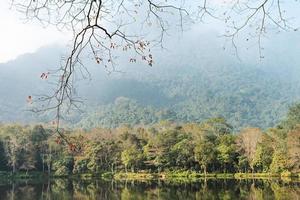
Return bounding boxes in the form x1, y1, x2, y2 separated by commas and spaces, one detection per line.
1, 31, 300, 130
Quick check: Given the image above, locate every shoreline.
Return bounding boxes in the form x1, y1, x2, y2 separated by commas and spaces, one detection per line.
1, 171, 299, 181
112, 171, 300, 181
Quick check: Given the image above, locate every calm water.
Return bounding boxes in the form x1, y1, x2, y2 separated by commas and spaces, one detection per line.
0, 178, 299, 200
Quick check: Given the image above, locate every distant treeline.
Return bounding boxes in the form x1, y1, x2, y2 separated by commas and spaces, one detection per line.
0, 103, 300, 176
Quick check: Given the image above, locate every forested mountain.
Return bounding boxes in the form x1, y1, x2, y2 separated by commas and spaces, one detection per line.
1, 34, 300, 130
0, 46, 62, 122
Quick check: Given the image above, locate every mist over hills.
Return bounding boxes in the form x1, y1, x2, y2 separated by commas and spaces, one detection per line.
1, 30, 300, 130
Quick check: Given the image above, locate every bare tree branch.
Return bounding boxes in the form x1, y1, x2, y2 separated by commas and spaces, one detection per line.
11, 0, 298, 141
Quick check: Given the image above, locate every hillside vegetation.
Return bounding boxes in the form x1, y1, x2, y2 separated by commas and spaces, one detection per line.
0, 103, 299, 176
1, 45, 300, 130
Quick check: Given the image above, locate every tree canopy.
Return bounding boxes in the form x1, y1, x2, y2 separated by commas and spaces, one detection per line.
0, 103, 300, 174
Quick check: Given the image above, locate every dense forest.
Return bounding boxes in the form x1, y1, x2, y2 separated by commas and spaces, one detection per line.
0, 102, 299, 176
1, 44, 300, 130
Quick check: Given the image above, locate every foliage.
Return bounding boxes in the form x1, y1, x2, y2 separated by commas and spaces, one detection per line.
0, 103, 300, 175
68, 66, 300, 130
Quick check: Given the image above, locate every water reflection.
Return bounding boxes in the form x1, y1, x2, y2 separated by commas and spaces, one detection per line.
0, 178, 299, 200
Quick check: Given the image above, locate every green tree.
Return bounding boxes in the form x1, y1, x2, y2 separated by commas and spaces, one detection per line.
217, 134, 237, 173
287, 127, 300, 172
0, 140, 9, 171
2, 126, 26, 174
270, 149, 288, 173
121, 146, 144, 173
252, 134, 274, 172
281, 103, 300, 130
200, 118, 233, 137
268, 128, 288, 173
53, 156, 74, 176
194, 138, 216, 175
171, 137, 195, 170
120, 131, 145, 172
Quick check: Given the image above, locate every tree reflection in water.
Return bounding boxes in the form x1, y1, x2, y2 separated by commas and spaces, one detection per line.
0, 178, 299, 200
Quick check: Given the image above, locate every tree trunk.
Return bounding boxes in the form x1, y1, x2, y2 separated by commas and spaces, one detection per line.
48, 162, 51, 177
12, 161, 16, 175
204, 165, 207, 176
11, 182, 15, 200
48, 145, 52, 177
42, 154, 45, 173
111, 163, 114, 173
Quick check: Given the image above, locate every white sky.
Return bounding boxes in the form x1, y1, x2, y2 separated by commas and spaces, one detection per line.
0, 0, 232, 64
0, 1, 68, 63
0, 0, 299, 64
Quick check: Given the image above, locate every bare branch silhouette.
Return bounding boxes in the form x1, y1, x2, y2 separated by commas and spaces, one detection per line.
11, 0, 298, 142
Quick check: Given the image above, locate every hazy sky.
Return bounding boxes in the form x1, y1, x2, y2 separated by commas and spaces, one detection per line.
0, 1, 67, 63
0, 0, 299, 64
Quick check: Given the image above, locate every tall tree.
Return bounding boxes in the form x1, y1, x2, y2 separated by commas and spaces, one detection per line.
287, 126, 300, 172
252, 134, 274, 172
171, 137, 195, 170
217, 134, 237, 173
1, 125, 28, 174
236, 128, 263, 172
194, 136, 216, 175
0, 140, 9, 171
268, 127, 288, 172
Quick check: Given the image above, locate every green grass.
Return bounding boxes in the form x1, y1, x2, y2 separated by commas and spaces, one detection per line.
114, 172, 159, 180
114, 171, 300, 181
0, 171, 48, 180
1, 170, 299, 181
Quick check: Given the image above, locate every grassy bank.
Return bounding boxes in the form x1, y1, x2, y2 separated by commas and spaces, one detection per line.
0, 171, 49, 180
113, 171, 300, 181
1, 171, 299, 181
0, 171, 99, 180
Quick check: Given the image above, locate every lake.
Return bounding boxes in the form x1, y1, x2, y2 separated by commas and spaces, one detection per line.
0, 178, 299, 200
